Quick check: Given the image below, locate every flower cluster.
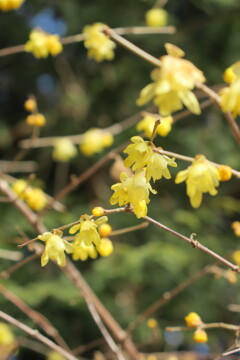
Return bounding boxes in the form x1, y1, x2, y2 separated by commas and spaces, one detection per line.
0, 0, 24, 11
80, 128, 114, 156
185, 312, 208, 343
136, 113, 173, 138
12, 179, 47, 211
25, 29, 62, 58
145, 8, 167, 27
52, 138, 77, 162
175, 155, 220, 208
83, 23, 116, 62
24, 96, 46, 127
220, 61, 240, 117
137, 43, 205, 116
110, 136, 177, 218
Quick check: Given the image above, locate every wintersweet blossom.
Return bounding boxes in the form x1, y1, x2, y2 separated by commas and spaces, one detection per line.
232, 222, 240, 237
137, 43, 205, 116
136, 114, 173, 138
124, 136, 177, 182
24, 187, 47, 211
0, 0, 24, 11
26, 113, 46, 127
25, 29, 62, 58
38, 230, 73, 267
97, 238, 114, 257
98, 223, 112, 237
0, 322, 14, 345
47, 351, 66, 360
72, 242, 97, 261
52, 138, 77, 162
193, 329, 208, 343
220, 62, 240, 117
185, 312, 202, 328
145, 8, 167, 27
12, 179, 28, 198
80, 128, 113, 156
24, 98, 37, 112
69, 214, 108, 246
110, 170, 156, 218
83, 23, 116, 62
218, 165, 232, 181
175, 155, 220, 208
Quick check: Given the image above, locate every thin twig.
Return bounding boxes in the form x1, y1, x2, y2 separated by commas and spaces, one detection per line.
111, 222, 149, 237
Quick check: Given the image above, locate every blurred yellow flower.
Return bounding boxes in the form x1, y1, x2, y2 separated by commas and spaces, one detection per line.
0, 0, 24, 11
220, 79, 240, 117
145, 8, 167, 27
97, 238, 114, 257
52, 138, 77, 162
233, 250, 240, 265
0, 323, 14, 345
98, 223, 112, 237
110, 170, 156, 218
80, 129, 113, 156
92, 206, 105, 217
26, 113, 46, 127
12, 179, 28, 198
218, 165, 232, 181
223, 61, 240, 84
193, 329, 208, 343
24, 97, 37, 112
47, 351, 66, 360
175, 155, 220, 208
137, 43, 205, 116
147, 318, 158, 329
83, 23, 116, 62
38, 230, 73, 267
124, 136, 177, 182
185, 312, 202, 328
136, 113, 173, 138
25, 29, 62, 58
72, 242, 97, 261
24, 187, 47, 211
69, 214, 108, 247
232, 221, 240, 237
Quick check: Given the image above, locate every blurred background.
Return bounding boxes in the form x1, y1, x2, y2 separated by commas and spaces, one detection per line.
0, 0, 240, 358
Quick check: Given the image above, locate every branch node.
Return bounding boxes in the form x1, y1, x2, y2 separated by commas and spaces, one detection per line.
190, 233, 199, 248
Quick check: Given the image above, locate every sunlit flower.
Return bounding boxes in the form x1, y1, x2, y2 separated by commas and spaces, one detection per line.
38, 230, 73, 267
97, 238, 113, 257
98, 223, 112, 237
185, 312, 202, 328
52, 138, 77, 162
12, 179, 28, 199
175, 155, 220, 208
83, 23, 116, 62
146, 318, 158, 329
124, 136, 177, 182
72, 242, 97, 261
137, 43, 205, 116
80, 128, 113, 156
232, 250, 240, 265
47, 351, 66, 360
232, 221, 240, 237
92, 206, 105, 217
0, 0, 24, 11
24, 187, 47, 211
110, 170, 156, 218
0, 323, 14, 345
26, 113, 46, 127
223, 61, 240, 84
69, 214, 108, 246
145, 8, 167, 27
24, 97, 37, 112
218, 165, 232, 181
25, 29, 62, 58
193, 329, 208, 343
136, 113, 173, 138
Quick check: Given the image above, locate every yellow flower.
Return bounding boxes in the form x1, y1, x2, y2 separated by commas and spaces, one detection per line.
80, 128, 114, 156
232, 221, 240, 237
0, 323, 14, 345
98, 223, 112, 237
175, 155, 220, 208
83, 23, 116, 62
233, 250, 240, 265
47, 351, 66, 360
24, 187, 47, 211
12, 179, 28, 198
110, 170, 156, 218
185, 312, 202, 328
92, 206, 105, 217
220, 79, 240, 117
137, 43, 205, 116
72, 242, 97, 261
26, 113, 46, 127
223, 61, 240, 84
193, 329, 208, 343
25, 29, 62, 59
124, 136, 177, 182
146, 318, 158, 329
52, 138, 77, 162
69, 214, 108, 246
38, 230, 73, 267
97, 238, 113, 257
218, 165, 232, 181
146, 8, 167, 27
24, 98, 37, 112
0, 0, 24, 11
136, 114, 173, 138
